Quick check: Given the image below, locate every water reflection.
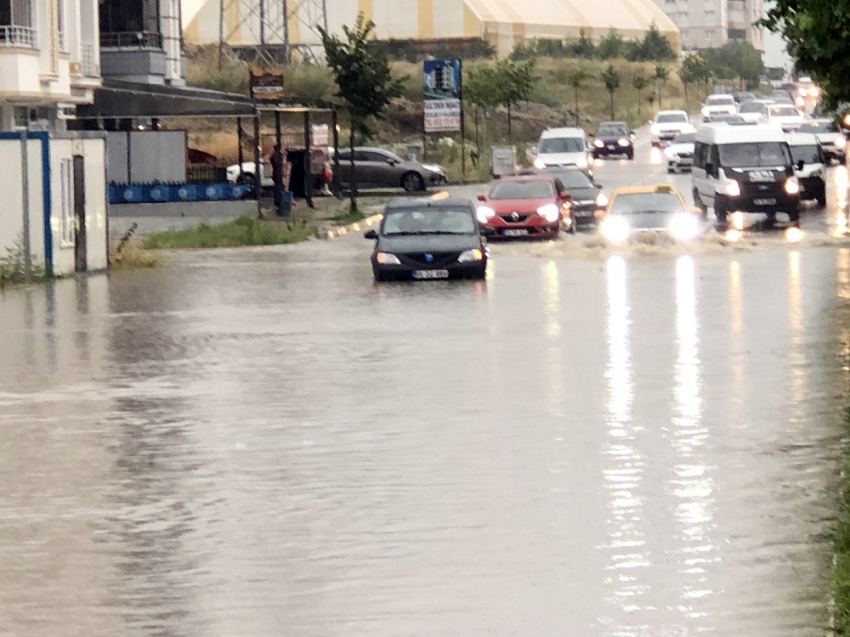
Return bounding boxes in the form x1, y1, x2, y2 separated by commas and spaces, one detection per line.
603, 256, 648, 612
834, 166, 848, 236
541, 261, 564, 417
672, 256, 715, 611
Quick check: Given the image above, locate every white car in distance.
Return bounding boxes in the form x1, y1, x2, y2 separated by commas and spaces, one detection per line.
760, 103, 807, 132
738, 99, 774, 123
701, 94, 737, 121
664, 132, 696, 173
650, 110, 695, 147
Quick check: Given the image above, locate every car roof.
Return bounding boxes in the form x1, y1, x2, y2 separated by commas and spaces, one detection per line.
497, 174, 558, 182
706, 94, 735, 100
611, 184, 684, 197
540, 127, 585, 138
597, 121, 628, 127
385, 196, 472, 210
785, 132, 819, 145
696, 121, 788, 143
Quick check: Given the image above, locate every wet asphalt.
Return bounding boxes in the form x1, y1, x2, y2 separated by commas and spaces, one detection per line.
1, 135, 850, 637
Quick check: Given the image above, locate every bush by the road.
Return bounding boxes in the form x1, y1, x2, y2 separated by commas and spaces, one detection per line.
143, 217, 318, 250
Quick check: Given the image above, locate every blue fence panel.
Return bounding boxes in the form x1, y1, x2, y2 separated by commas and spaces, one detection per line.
109, 183, 252, 204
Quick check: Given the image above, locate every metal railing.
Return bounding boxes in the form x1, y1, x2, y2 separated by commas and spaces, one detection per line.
186, 165, 228, 184
80, 42, 97, 76
100, 31, 163, 50
0, 25, 37, 48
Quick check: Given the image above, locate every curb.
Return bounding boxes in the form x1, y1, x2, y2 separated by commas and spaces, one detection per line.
325, 213, 383, 239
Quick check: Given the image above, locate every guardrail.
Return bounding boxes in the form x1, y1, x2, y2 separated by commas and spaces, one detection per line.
100, 31, 163, 49
0, 26, 37, 49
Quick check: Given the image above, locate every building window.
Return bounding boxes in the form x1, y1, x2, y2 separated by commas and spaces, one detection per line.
706, 29, 715, 40
0, 0, 36, 47
59, 158, 74, 247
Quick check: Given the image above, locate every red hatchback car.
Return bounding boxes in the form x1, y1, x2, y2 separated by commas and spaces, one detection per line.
476, 175, 574, 239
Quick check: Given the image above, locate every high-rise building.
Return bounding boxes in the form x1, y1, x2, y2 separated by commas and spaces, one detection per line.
651, 0, 765, 51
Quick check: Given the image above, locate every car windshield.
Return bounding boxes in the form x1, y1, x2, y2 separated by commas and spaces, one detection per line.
382, 208, 476, 235
770, 106, 800, 117
596, 125, 628, 137
673, 133, 695, 144
539, 137, 584, 153
610, 192, 685, 215
719, 142, 792, 168
490, 180, 555, 200
656, 113, 688, 124
789, 144, 820, 164
545, 170, 593, 189
799, 120, 837, 133
707, 96, 734, 105
740, 102, 766, 113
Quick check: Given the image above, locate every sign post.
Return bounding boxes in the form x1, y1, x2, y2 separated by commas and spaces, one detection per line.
423, 59, 464, 178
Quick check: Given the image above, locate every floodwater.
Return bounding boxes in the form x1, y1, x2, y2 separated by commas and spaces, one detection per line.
2, 152, 850, 637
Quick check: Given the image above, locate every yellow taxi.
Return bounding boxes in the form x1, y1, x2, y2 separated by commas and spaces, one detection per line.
596, 184, 700, 243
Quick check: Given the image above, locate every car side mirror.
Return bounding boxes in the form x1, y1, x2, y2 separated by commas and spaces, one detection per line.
387, 158, 398, 165
477, 194, 487, 202
797, 159, 805, 171
596, 183, 603, 190
364, 229, 378, 240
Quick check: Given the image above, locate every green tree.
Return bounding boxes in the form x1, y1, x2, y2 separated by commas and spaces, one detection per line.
679, 54, 713, 103
654, 64, 669, 109
495, 58, 536, 141
628, 21, 677, 62
597, 29, 625, 60
465, 66, 500, 148
567, 68, 589, 126
319, 13, 404, 212
632, 74, 650, 117
701, 41, 764, 90
567, 29, 596, 59
761, 0, 850, 107
602, 64, 621, 119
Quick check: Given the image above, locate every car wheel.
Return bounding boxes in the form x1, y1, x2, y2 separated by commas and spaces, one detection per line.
667, 166, 675, 174
568, 213, 577, 234
240, 173, 256, 188
788, 209, 801, 225
693, 189, 708, 219
714, 195, 728, 229
627, 150, 634, 160
816, 183, 827, 208
373, 268, 386, 282
402, 172, 425, 192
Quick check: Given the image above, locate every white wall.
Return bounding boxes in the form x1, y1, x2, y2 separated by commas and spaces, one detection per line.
0, 138, 45, 271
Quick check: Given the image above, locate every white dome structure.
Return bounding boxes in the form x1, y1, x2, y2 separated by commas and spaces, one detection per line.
183, 0, 680, 59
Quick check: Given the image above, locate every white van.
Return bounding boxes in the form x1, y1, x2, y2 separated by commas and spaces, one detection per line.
691, 121, 801, 227
533, 127, 593, 175
786, 132, 827, 207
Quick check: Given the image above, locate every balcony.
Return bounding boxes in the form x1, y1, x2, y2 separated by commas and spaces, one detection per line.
100, 31, 163, 50
80, 43, 98, 77
0, 25, 37, 48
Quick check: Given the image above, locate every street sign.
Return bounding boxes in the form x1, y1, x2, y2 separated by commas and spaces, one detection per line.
250, 68, 285, 102
423, 59, 462, 133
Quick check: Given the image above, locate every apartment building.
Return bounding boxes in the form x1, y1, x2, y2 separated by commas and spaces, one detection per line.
653, 0, 765, 51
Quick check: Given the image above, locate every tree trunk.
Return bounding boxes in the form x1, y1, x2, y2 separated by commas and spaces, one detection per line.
574, 88, 579, 127
507, 103, 512, 142
609, 92, 615, 120
684, 82, 688, 105
637, 90, 642, 117
349, 124, 357, 214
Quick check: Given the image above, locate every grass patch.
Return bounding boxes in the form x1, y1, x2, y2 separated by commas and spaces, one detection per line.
142, 217, 318, 250
332, 208, 366, 226
0, 237, 49, 290
110, 242, 162, 270
834, 410, 850, 636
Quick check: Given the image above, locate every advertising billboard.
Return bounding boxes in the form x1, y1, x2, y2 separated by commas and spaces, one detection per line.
423, 59, 462, 133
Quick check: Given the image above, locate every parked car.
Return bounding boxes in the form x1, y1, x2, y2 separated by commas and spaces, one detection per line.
597, 184, 701, 243
701, 94, 737, 121
798, 118, 847, 163
650, 110, 695, 147
760, 103, 807, 132
738, 99, 774, 123
531, 127, 593, 175
786, 132, 827, 207
333, 147, 447, 191
664, 132, 696, 173
476, 175, 574, 239
364, 197, 487, 281
591, 121, 634, 160
732, 91, 757, 104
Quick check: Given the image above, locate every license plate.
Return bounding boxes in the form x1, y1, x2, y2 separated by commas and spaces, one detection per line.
412, 269, 449, 280
607, 145, 616, 150
576, 210, 593, 217
754, 198, 776, 206
503, 229, 529, 237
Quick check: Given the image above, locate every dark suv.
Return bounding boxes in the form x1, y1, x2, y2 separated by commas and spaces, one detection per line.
592, 121, 635, 160
365, 198, 487, 281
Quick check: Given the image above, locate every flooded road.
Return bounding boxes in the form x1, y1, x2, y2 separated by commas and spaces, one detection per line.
2, 152, 850, 636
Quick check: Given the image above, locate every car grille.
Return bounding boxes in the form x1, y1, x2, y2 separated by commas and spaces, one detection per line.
498, 213, 531, 223
677, 152, 693, 159
403, 252, 463, 267
740, 182, 783, 197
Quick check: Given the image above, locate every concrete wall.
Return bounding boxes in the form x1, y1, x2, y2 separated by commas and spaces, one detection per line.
0, 137, 46, 269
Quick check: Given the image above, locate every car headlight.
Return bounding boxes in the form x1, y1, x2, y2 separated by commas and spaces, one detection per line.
537, 203, 560, 223
376, 252, 400, 265
844, 114, 850, 127
669, 213, 699, 240
664, 147, 677, 159
785, 176, 801, 195
725, 180, 741, 197
795, 97, 805, 108
534, 158, 546, 169
650, 126, 660, 136
458, 248, 484, 263
618, 138, 629, 147
576, 157, 588, 168
811, 87, 821, 98
476, 206, 496, 223
600, 216, 630, 243
594, 139, 604, 148
595, 192, 608, 207
701, 107, 710, 116
837, 136, 847, 149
